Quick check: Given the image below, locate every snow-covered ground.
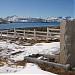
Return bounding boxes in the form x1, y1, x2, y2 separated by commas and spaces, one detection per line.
0, 40, 60, 74
16, 63, 57, 75
0, 41, 60, 61
0, 64, 23, 73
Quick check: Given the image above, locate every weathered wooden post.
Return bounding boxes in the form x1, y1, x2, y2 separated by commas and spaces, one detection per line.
14, 28, 16, 37
7, 30, 8, 37
47, 27, 49, 41
24, 29, 26, 39
1, 30, 2, 37
34, 29, 36, 40
60, 20, 75, 67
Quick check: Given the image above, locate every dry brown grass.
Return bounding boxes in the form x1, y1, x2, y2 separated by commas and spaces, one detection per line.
24, 39, 60, 44
0, 37, 60, 45
14, 60, 27, 66
50, 26, 60, 29
37, 53, 75, 75
0, 56, 8, 67
38, 64, 75, 75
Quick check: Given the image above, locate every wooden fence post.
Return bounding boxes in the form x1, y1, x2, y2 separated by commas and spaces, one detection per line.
34, 29, 36, 40
60, 20, 75, 67
14, 28, 16, 37
7, 30, 8, 37
1, 30, 2, 37
47, 27, 49, 41
24, 29, 26, 39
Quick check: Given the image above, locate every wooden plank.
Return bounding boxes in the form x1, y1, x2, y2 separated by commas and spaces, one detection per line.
49, 32, 60, 35
49, 28, 60, 31
27, 34, 34, 36
24, 56, 70, 70
0, 30, 7, 32
8, 32, 14, 34
49, 36, 60, 39
36, 31, 47, 34
26, 30, 34, 33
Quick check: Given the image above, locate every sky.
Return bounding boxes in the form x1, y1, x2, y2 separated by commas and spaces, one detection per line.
0, 0, 74, 18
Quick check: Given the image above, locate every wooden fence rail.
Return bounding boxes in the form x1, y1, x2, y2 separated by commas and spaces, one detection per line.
0, 27, 60, 40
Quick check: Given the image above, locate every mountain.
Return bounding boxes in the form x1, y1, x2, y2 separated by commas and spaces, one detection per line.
5, 15, 46, 23
47, 16, 73, 22
4, 15, 73, 23
0, 18, 8, 24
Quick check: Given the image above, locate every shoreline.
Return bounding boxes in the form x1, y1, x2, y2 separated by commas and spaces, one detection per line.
0, 25, 60, 31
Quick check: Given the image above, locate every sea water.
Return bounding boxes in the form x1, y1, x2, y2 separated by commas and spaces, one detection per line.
0, 22, 60, 29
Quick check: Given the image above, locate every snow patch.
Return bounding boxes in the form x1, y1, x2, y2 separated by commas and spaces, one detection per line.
0, 41, 60, 61
16, 63, 57, 75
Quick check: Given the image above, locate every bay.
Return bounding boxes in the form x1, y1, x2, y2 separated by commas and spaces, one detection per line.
0, 22, 60, 29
